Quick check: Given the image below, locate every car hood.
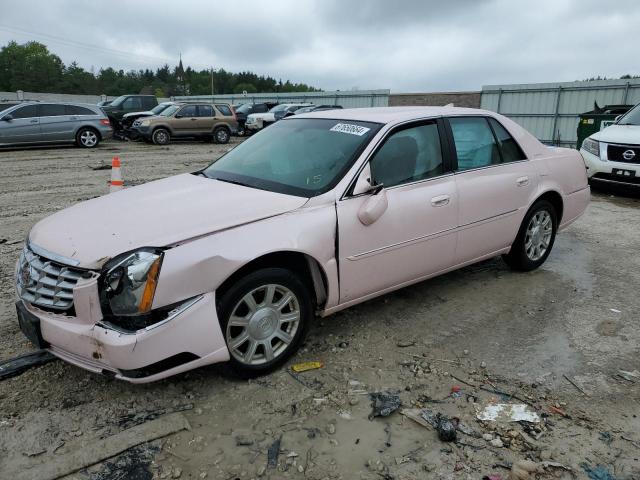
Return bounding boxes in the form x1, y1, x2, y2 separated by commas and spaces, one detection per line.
123, 110, 154, 118
591, 124, 640, 144
29, 173, 308, 269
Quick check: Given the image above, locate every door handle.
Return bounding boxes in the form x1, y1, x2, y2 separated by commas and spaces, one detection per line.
431, 195, 450, 207
190, 118, 197, 121
516, 176, 529, 187
30, 119, 38, 123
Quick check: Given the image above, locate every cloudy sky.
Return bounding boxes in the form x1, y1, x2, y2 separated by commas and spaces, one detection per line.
0, 0, 638, 92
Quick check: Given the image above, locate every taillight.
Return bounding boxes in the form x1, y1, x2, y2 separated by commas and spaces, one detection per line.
100, 119, 110, 126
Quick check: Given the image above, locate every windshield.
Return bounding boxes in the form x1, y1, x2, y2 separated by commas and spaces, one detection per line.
160, 105, 180, 117
109, 96, 126, 107
618, 103, 640, 126
151, 103, 171, 114
235, 104, 251, 114
202, 118, 381, 197
0, 103, 18, 113
269, 104, 288, 113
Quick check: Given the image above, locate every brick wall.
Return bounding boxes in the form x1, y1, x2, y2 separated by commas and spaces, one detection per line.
389, 91, 481, 108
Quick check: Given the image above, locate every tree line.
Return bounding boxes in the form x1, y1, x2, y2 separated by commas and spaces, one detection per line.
0, 41, 321, 97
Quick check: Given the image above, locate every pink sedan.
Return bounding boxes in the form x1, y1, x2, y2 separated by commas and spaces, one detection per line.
15, 107, 590, 382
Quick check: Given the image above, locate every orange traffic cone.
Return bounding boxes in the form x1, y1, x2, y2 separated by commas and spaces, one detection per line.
109, 156, 123, 193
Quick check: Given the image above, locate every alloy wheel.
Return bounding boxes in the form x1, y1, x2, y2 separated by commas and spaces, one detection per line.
80, 130, 98, 147
524, 210, 552, 261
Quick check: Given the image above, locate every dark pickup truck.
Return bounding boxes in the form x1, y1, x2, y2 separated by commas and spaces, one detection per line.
101, 95, 158, 130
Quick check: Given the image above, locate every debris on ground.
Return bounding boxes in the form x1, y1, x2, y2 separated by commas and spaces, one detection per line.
580, 463, 617, 480
267, 435, 282, 469
616, 369, 639, 383
7, 412, 190, 480
89, 162, 112, 170
368, 392, 401, 420
0, 350, 57, 381
291, 361, 324, 373
396, 339, 416, 348
476, 403, 540, 423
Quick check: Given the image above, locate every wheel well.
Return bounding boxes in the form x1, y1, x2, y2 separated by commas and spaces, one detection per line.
216, 252, 328, 310
536, 191, 563, 223
213, 125, 231, 133
152, 125, 171, 136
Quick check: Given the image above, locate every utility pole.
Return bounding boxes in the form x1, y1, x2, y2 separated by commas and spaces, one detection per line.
211, 67, 214, 97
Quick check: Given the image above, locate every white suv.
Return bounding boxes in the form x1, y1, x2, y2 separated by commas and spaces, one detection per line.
580, 102, 640, 190
245, 103, 313, 131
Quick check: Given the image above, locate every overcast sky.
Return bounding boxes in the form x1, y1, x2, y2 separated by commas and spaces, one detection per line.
0, 0, 638, 92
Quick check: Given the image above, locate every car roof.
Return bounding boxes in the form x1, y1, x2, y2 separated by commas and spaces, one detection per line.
295, 106, 497, 124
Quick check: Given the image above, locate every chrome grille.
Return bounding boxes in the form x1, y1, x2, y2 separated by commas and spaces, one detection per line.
16, 246, 85, 311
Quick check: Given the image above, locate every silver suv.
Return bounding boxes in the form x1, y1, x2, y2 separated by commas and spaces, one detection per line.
0, 101, 113, 148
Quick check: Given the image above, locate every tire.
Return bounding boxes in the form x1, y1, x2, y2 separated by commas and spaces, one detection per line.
152, 128, 170, 145
76, 127, 100, 148
237, 125, 246, 137
504, 199, 557, 271
213, 127, 230, 144
218, 268, 312, 377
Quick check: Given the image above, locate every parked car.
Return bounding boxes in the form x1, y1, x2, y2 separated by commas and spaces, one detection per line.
284, 104, 344, 117
132, 102, 237, 145
15, 107, 589, 382
580, 101, 640, 191
121, 102, 177, 138
0, 101, 112, 148
245, 103, 312, 131
97, 100, 113, 107
101, 95, 158, 129
233, 102, 278, 136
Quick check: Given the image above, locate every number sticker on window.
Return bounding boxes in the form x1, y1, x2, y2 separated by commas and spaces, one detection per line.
330, 123, 370, 136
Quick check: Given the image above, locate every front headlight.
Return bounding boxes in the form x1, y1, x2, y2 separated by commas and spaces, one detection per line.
140, 119, 151, 126
582, 137, 601, 158
102, 248, 163, 315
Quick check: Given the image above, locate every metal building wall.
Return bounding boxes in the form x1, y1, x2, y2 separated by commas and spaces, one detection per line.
173, 89, 390, 108
481, 79, 640, 147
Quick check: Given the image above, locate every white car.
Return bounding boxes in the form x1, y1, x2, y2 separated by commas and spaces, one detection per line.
580, 102, 640, 189
246, 103, 313, 131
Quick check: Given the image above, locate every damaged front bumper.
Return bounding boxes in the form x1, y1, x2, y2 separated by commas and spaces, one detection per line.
16, 271, 229, 383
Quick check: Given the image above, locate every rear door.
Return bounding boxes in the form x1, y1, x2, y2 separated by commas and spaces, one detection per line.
39, 104, 73, 141
195, 105, 216, 132
0, 104, 40, 144
172, 105, 198, 135
446, 116, 538, 263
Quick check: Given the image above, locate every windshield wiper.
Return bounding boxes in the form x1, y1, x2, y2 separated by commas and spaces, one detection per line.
212, 177, 252, 188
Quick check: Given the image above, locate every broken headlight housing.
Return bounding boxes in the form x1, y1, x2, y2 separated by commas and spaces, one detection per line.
101, 248, 164, 316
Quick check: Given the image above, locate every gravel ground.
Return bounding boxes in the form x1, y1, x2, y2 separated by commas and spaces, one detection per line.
0, 139, 639, 479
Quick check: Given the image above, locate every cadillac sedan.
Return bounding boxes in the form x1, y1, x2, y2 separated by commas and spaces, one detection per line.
15, 107, 590, 382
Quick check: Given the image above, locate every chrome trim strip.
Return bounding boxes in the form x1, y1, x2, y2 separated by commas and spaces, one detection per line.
590, 177, 640, 187
29, 241, 82, 267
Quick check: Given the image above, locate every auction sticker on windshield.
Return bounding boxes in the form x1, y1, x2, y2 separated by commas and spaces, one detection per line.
330, 123, 371, 136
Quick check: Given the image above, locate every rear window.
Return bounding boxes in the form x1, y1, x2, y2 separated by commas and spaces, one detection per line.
198, 105, 214, 117
39, 104, 66, 117
65, 105, 95, 115
215, 104, 233, 116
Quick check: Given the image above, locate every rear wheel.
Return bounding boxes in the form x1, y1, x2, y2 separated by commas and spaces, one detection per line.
213, 127, 230, 144
76, 127, 99, 148
218, 268, 312, 377
504, 200, 557, 271
152, 128, 170, 145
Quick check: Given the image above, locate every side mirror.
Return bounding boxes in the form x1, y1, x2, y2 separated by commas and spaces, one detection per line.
358, 185, 387, 225
2, 114, 13, 121
175, 114, 182, 118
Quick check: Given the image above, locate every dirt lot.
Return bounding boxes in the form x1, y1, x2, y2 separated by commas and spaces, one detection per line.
0, 139, 639, 480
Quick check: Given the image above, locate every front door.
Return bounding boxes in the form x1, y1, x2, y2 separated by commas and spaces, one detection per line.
172, 105, 199, 135
0, 104, 40, 144
446, 116, 538, 263
337, 119, 458, 303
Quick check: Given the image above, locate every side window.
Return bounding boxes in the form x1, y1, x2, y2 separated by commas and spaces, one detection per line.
39, 104, 66, 117
449, 117, 501, 171
370, 122, 444, 188
198, 105, 214, 117
11, 105, 38, 119
143, 97, 156, 109
65, 105, 94, 115
215, 104, 232, 116
122, 97, 142, 109
178, 105, 197, 117
488, 118, 526, 162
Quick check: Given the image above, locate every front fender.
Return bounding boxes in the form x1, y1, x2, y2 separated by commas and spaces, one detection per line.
151, 204, 339, 311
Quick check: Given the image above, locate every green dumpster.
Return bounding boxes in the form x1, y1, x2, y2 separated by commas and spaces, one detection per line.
576, 103, 632, 149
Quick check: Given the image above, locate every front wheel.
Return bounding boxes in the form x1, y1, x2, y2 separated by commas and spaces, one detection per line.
218, 268, 312, 377
504, 199, 557, 271
76, 128, 100, 148
152, 128, 170, 145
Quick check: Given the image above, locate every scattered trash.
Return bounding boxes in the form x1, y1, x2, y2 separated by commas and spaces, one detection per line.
0, 350, 57, 381
476, 403, 540, 423
291, 361, 324, 373
563, 374, 590, 396
396, 339, 416, 348
418, 409, 457, 442
235, 434, 253, 446
617, 369, 639, 383
368, 392, 401, 420
451, 385, 462, 398
609, 308, 621, 313
267, 435, 282, 469
548, 405, 569, 418
599, 431, 613, 445
90, 162, 112, 170
580, 463, 616, 480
